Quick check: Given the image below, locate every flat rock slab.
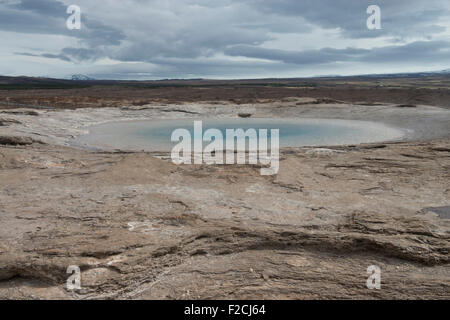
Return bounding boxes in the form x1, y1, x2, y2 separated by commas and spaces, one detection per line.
0, 138, 449, 299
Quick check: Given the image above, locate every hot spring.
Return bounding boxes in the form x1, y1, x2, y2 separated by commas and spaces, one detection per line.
73, 118, 405, 152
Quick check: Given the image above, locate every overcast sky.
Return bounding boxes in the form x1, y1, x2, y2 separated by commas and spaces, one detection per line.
0, 0, 449, 79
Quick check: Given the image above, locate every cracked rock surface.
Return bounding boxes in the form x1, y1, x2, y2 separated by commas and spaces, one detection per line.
0, 101, 449, 299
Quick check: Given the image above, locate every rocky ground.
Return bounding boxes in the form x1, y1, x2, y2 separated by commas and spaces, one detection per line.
0, 99, 449, 299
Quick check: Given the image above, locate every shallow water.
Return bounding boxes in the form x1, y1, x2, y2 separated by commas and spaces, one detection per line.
73, 118, 405, 151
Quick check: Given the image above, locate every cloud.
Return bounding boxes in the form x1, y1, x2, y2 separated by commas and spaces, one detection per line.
0, 0, 125, 46
0, 0, 449, 78
61, 47, 101, 61
16, 51, 72, 62
251, 0, 450, 39
224, 45, 366, 65
225, 40, 450, 65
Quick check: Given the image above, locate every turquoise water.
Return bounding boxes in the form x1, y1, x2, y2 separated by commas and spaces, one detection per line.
74, 118, 405, 151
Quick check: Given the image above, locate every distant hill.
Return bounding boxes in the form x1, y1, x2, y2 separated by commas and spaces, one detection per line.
337, 69, 450, 79
0, 69, 448, 89
0, 75, 116, 90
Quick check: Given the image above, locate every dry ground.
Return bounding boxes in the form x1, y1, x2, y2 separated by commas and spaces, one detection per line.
0, 81, 449, 299
1, 75, 450, 109
0, 140, 449, 299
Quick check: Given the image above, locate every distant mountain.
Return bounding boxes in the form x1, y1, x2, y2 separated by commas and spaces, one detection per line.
345, 69, 450, 78
0, 68, 448, 87
71, 74, 94, 81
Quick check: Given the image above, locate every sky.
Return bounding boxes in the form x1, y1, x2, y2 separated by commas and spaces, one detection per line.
0, 0, 449, 80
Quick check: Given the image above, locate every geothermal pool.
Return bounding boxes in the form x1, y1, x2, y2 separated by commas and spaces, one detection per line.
73, 118, 405, 151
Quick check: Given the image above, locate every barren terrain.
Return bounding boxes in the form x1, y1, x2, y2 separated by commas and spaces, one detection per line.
0, 79, 449, 300
1, 75, 450, 109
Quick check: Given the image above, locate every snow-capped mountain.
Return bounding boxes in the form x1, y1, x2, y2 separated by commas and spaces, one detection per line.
71, 74, 94, 81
